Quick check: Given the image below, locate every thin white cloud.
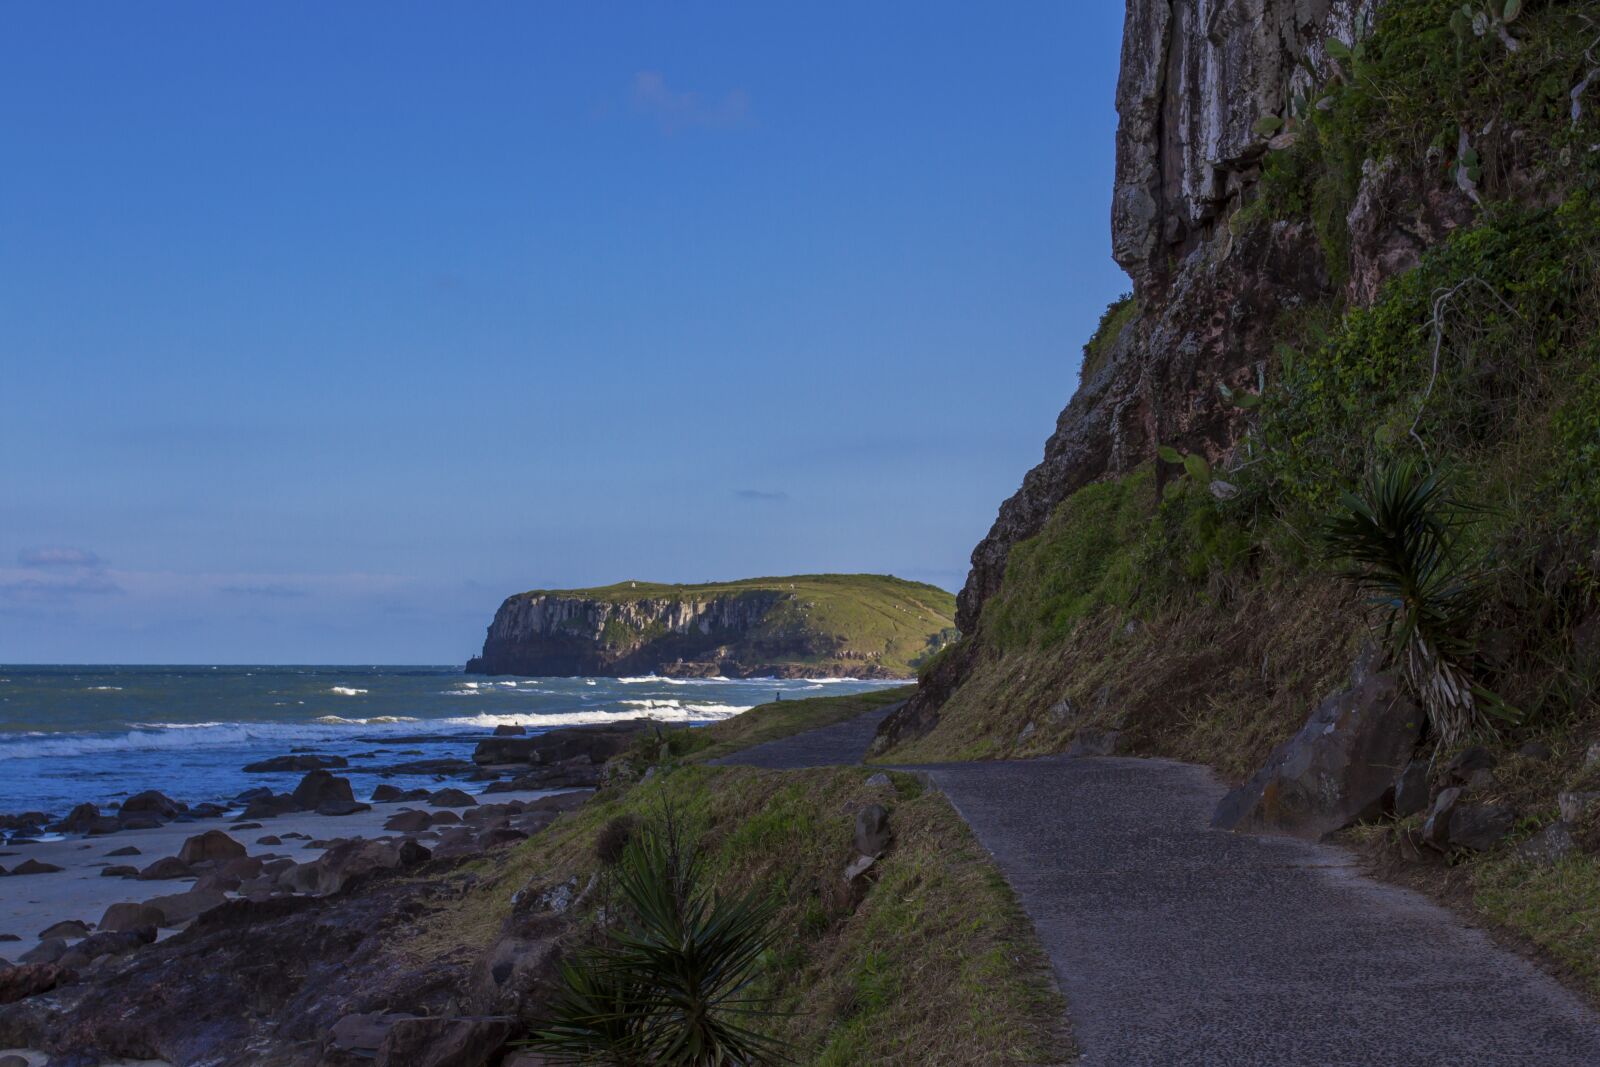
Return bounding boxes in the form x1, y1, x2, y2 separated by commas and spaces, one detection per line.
630, 71, 751, 134
18, 545, 103, 568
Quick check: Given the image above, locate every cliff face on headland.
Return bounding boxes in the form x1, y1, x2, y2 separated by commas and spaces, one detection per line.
467, 574, 957, 678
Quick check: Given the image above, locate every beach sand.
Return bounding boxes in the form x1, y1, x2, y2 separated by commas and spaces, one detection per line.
0, 788, 568, 964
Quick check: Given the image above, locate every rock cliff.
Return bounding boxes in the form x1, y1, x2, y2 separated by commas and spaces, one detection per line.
957, 0, 1429, 633
466, 574, 957, 679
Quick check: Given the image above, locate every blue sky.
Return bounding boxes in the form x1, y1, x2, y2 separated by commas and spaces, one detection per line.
1, 2, 1129, 664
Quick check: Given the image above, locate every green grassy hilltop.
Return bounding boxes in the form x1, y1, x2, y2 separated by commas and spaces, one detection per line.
471, 573, 958, 678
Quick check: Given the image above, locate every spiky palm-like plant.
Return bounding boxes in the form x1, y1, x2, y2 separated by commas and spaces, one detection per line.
1323, 460, 1513, 745
527, 823, 788, 1066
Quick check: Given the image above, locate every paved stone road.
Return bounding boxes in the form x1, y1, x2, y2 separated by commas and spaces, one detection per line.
707, 703, 899, 770
717, 711, 1600, 1066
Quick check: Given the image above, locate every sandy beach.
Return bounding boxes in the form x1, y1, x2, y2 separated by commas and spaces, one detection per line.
0, 788, 570, 964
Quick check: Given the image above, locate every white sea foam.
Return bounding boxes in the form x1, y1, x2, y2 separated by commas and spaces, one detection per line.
312, 714, 419, 726
436, 703, 748, 729
85, 686, 123, 691
329, 686, 368, 696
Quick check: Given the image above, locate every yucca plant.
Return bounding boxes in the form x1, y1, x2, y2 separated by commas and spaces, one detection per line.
1323, 459, 1513, 745
526, 821, 788, 1066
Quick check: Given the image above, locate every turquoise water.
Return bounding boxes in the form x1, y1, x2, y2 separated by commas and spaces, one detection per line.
0, 666, 895, 815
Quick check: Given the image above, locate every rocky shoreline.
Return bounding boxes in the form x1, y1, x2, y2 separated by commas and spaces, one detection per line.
0, 720, 658, 1064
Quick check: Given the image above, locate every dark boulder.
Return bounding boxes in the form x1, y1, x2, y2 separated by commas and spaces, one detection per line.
283, 839, 408, 896
1516, 740, 1554, 762
1516, 822, 1576, 865
481, 827, 528, 849
137, 856, 196, 881
1393, 759, 1431, 819
854, 805, 892, 857
1213, 650, 1422, 839
372, 783, 405, 803
292, 769, 355, 810
1440, 746, 1498, 790
74, 927, 154, 962
492, 724, 526, 736
1421, 787, 1464, 851
242, 793, 300, 820
20, 940, 68, 965
120, 790, 184, 820
56, 802, 101, 834
1559, 791, 1600, 823
116, 813, 164, 831
375, 1015, 514, 1067
331, 1011, 420, 1053
105, 845, 141, 857
1448, 805, 1517, 851
429, 788, 477, 808
178, 830, 247, 865
220, 856, 265, 880
384, 810, 433, 833
36, 920, 89, 941
144, 887, 228, 927
100, 902, 165, 933
0, 962, 71, 1005
10, 859, 63, 875
316, 800, 373, 817
244, 754, 349, 773
101, 865, 138, 878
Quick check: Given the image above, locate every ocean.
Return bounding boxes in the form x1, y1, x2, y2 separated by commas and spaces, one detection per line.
0, 666, 897, 815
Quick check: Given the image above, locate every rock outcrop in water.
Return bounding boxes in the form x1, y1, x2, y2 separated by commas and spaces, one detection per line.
467, 574, 956, 679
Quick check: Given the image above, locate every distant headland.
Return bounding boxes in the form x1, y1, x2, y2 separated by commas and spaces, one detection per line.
465, 573, 958, 679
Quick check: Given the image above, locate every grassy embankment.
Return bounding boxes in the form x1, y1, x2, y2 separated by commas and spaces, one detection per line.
879, 0, 1600, 997
403, 690, 1067, 1065
514, 574, 958, 676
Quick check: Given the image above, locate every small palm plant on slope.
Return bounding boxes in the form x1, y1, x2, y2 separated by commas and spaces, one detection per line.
526, 819, 788, 1066
1323, 459, 1514, 746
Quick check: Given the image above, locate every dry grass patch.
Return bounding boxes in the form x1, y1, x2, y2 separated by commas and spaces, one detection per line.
882, 578, 1359, 783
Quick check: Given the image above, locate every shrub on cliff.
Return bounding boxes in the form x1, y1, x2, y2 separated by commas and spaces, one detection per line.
527, 819, 787, 1066
1323, 460, 1514, 744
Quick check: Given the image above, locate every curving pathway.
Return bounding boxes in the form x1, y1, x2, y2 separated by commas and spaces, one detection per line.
716, 710, 1600, 1066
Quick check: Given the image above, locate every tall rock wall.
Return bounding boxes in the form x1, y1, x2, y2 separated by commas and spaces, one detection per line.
956, 0, 1379, 633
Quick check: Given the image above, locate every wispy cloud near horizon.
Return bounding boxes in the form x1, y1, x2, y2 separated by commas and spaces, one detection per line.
18, 546, 104, 569
630, 71, 751, 134
734, 488, 789, 502
4, 546, 121, 600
